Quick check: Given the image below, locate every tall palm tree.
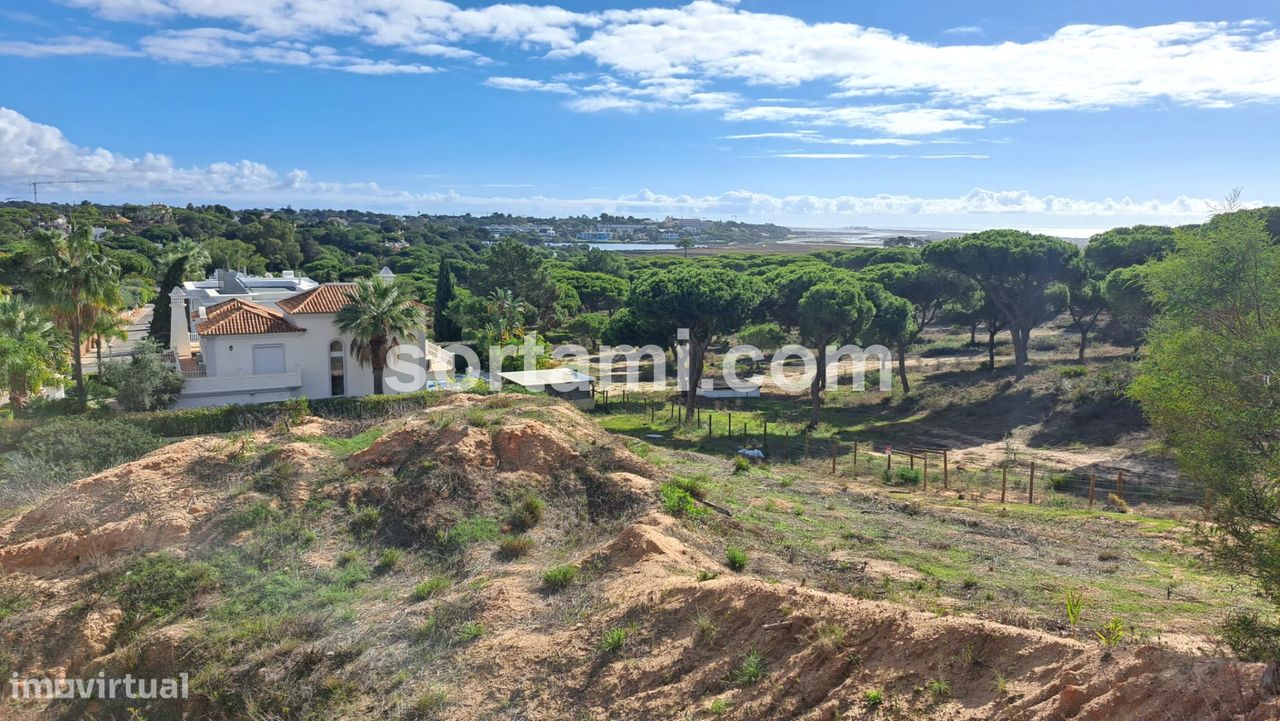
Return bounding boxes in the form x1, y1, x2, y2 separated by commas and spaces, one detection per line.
334, 276, 425, 395
0, 297, 69, 409
28, 227, 121, 408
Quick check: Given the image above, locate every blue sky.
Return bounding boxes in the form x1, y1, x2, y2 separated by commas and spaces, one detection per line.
2, 0, 1278, 231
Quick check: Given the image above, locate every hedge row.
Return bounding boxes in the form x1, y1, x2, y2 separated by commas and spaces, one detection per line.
0, 389, 464, 443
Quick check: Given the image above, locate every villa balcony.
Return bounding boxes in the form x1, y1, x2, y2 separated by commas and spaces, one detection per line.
179, 366, 304, 398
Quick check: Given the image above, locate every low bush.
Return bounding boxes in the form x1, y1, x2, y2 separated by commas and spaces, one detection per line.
109, 553, 220, 640
507, 493, 544, 532
599, 627, 629, 653
659, 482, 707, 518
725, 546, 748, 572
410, 576, 451, 602
730, 650, 765, 686
3, 417, 165, 488
496, 535, 535, 560
883, 467, 922, 486
541, 564, 579, 591
375, 548, 405, 574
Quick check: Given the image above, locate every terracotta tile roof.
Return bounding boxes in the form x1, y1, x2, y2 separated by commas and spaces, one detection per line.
196, 299, 303, 336
276, 283, 358, 314
276, 282, 432, 321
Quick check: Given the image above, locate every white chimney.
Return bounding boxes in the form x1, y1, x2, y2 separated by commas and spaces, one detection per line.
169, 287, 192, 358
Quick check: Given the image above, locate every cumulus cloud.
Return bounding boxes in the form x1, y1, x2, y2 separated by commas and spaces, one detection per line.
0, 106, 1249, 227
31, 2, 1280, 133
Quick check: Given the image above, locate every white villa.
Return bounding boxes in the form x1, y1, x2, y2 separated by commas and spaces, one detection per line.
168, 269, 454, 408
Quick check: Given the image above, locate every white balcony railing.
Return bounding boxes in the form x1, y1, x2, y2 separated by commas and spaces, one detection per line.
180, 366, 304, 396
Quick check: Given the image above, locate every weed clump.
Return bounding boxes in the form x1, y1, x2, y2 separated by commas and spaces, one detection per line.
497, 535, 535, 560
725, 547, 748, 572
541, 565, 579, 591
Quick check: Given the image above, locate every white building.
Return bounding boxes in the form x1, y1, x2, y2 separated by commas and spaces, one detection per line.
168, 274, 454, 408
180, 269, 319, 325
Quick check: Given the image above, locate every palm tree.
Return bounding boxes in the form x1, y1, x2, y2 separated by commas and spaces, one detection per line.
486, 288, 530, 342
88, 311, 130, 367
158, 239, 211, 281
334, 276, 425, 395
27, 227, 121, 408
0, 297, 69, 409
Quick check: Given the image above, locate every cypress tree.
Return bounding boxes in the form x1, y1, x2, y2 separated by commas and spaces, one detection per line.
433, 260, 461, 342
149, 257, 188, 347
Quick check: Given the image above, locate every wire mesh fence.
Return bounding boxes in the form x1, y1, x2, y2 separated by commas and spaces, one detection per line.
589, 393, 1207, 517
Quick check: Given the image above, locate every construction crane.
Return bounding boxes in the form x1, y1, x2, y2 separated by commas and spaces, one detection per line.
29, 178, 104, 203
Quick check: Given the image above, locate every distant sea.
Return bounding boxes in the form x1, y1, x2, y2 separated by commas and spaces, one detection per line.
784, 225, 1100, 246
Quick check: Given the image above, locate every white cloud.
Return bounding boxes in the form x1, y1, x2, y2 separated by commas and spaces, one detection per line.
139, 28, 435, 73
0, 36, 140, 57
723, 131, 973, 146
42, 2, 1280, 134
485, 76, 576, 94
723, 105, 989, 135
774, 153, 988, 160
0, 106, 1252, 228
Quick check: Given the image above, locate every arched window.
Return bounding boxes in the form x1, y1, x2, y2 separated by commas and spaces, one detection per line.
329, 340, 345, 397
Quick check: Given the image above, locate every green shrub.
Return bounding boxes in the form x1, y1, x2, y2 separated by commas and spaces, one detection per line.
669, 474, 708, 499
541, 564, 579, 591
225, 500, 281, 532
4, 417, 164, 487
730, 650, 765, 686
497, 535, 535, 560
1058, 365, 1089, 379
453, 621, 485, 643
1220, 611, 1280, 661
348, 505, 382, 538
410, 576, 451, 602
926, 677, 952, 701
99, 339, 184, 411
375, 548, 405, 573
863, 689, 884, 709
441, 516, 500, 547
507, 493, 544, 532
659, 482, 707, 518
725, 546, 748, 572
109, 553, 219, 639
882, 467, 922, 486
732, 455, 752, 474
599, 627, 629, 653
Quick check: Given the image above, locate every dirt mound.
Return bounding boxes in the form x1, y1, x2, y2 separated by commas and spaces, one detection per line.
0, 437, 235, 577
349, 422, 496, 471
347, 394, 654, 482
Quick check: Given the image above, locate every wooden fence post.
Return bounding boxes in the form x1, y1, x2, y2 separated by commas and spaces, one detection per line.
943, 450, 949, 489
852, 440, 858, 472
1088, 472, 1097, 509
1028, 462, 1036, 504
1116, 469, 1125, 504
707, 413, 712, 438
923, 454, 929, 492
1001, 466, 1007, 504
909, 452, 915, 470
887, 447, 893, 470
831, 442, 837, 474
762, 420, 768, 453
